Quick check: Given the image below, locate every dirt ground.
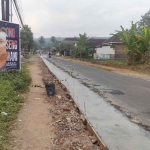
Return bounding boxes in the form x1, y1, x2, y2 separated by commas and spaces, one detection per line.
61, 57, 150, 81
11, 56, 101, 150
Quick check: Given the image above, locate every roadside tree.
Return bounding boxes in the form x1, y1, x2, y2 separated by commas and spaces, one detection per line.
38, 36, 45, 48
21, 25, 34, 52
113, 23, 140, 65
139, 10, 150, 27
57, 43, 74, 56
114, 22, 150, 64
135, 27, 150, 61
50, 36, 57, 47
78, 33, 88, 59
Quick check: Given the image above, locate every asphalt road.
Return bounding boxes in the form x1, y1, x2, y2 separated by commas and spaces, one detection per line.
49, 56, 150, 127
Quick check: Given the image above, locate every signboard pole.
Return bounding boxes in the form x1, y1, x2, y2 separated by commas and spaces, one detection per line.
10, 0, 13, 22
1, 0, 10, 21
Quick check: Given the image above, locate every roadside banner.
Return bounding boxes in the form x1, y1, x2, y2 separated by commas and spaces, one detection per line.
0, 21, 20, 71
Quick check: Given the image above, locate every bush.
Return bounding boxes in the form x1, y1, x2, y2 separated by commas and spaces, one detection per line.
0, 64, 31, 149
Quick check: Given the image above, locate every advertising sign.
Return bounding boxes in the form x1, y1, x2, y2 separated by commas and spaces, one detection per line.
0, 21, 20, 71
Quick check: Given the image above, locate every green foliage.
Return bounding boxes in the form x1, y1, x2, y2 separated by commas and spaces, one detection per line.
113, 10, 150, 65
139, 10, 150, 27
72, 46, 80, 57
56, 42, 74, 55
136, 27, 150, 57
50, 36, 57, 47
38, 36, 45, 48
73, 47, 95, 58
72, 33, 95, 59
115, 23, 140, 64
0, 64, 31, 149
84, 47, 96, 58
21, 25, 34, 52
33, 41, 40, 51
113, 22, 150, 65
85, 58, 127, 65
78, 33, 88, 59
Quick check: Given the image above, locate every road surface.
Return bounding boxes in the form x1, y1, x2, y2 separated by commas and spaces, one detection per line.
49, 56, 150, 128
42, 56, 150, 150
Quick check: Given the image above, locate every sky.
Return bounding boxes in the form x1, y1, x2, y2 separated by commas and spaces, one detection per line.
1, 0, 150, 38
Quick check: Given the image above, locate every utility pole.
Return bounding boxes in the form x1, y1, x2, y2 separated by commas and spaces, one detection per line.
1, 0, 10, 21
1, 0, 23, 26
10, 0, 13, 22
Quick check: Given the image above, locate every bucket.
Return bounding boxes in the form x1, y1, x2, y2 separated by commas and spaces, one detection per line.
45, 83, 55, 96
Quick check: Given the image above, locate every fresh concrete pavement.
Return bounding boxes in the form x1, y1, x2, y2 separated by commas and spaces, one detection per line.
49, 56, 150, 128
42, 55, 150, 150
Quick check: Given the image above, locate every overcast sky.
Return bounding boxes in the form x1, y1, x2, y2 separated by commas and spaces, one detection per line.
1, 0, 150, 38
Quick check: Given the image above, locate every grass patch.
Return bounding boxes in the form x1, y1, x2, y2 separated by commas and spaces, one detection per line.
82, 58, 127, 66
0, 64, 31, 149
29, 53, 35, 58
94, 59, 127, 65
69, 57, 127, 66
69, 57, 150, 74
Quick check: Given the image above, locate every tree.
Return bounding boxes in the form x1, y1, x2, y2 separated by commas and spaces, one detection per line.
50, 36, 57, 47
113, 23, 140, 64
139, 10, 150, 27
87, 47, 96, 58
33, 41, 40, 50
73, 46, 80, 58
113, 22, 150, 64
135, 27, 150, 61
38, 36, 45, 48
56, 42, 74, 56
21, 25, 34, 52
78, 33, 88, 59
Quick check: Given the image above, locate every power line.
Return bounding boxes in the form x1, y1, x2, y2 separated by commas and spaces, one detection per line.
17, 0, 24, 22
12, 0, 24, 26
12, 0, 20, 25
1, 0, 24, 26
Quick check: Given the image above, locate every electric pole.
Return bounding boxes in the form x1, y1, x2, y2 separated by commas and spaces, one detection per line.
1, 0, 10, 21
1, 0, 23, 25
10, 0, 13, 22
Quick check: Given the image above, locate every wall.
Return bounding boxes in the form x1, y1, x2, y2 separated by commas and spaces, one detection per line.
95, 46, 115, 59
113, 44, 127, 60
95, 44, 127, 60
96, 46, 115, 54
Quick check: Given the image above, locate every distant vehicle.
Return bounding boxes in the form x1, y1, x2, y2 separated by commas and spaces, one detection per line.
48, 52, 52, 58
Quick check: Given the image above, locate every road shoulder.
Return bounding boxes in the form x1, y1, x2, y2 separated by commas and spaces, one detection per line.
59, 57, 150, 81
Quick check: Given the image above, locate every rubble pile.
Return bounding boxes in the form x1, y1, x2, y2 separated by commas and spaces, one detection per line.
40, 61, 102, 150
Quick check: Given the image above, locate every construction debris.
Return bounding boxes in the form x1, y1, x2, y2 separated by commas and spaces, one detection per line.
41, 62, 102, 150
34, 98, 41, 100
32, 84, 44, 88
56, 95, 61, 99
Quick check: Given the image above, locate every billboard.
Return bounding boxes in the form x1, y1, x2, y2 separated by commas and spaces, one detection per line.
0, 21, 20, 71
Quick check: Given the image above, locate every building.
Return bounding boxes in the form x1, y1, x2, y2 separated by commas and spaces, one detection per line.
95, 36, 127, 60
60, 38, 79, 56
63, 37, 78, 46
87, 38, 106, 48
